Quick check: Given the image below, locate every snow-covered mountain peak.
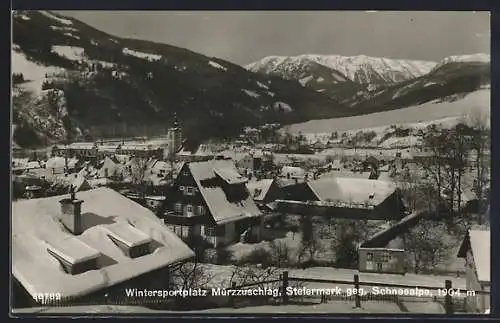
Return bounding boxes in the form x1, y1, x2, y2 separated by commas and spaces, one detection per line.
246, 54, 438, 85
433, 53, 490, 70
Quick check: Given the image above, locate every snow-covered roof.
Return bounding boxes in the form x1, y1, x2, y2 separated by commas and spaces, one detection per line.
194, 144, 214, 156
12, 187, 194, 299
68, 142, 96, 150
379, 164, 390, 172
25, 161, 43, 169
104, 222, 152, 248
280, 166, 306, 178
318, 170, 372, 180
458, 229, 490, 283
97, 144, 120, 152
276, 177, 305, 187
214, 167, 248, 185
246, 179, 274, 201
120, 144, 162, 151
46, 237, 101, 265
114, 154, 131, 164
51, 174, 92, 192
46, 157, 79, 169
12, 158, 30, 167
187, 160, 261, 224
307, 177, 397, 206
98, 156, 123, 178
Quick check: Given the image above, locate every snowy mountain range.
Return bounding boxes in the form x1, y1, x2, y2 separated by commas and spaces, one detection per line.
246, 54, 437, 85
246, 53, 490, 110
431, 53, 490, 71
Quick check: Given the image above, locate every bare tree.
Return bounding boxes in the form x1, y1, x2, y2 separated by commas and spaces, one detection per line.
403, 220, 451, 274
419, 124, 473, 227
321, 218, 369, 268
419, 124, 448, 213
170, 262, 215, 291
297, 215, 325, 266
129, 157, 150, 197
465, 109, 491, 217
269, 240, 293, 268
225, 265, 304, 297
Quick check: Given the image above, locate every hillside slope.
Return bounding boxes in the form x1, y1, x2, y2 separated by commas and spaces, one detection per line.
348, 58, 490, 112
283, 88, 490, 134
246, 53, 489, 116
11, 10, 349, 148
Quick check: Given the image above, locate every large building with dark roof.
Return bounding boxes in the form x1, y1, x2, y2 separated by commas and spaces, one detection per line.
162, 160, 264, 247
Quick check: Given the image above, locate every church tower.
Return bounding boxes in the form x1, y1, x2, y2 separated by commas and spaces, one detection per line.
166, 113, 183, 158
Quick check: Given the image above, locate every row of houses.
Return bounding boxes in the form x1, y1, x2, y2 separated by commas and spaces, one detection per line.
11, 155, 490, 313
159, 158, 407, 248
52, 142, 167, 160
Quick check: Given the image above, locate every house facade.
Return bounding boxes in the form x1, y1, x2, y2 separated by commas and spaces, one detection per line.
358, 248, 405, 274
457, 229, 490, 313
163, 160, 263, 247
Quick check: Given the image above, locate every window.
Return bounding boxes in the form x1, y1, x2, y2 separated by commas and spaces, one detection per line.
376, 263, 383, 271
179, 186, 185, 192
186, 186, 194, 195
197, 205, 205, 215
205, 226, 216, 236
174, 203, 182, 213
172, 225, 189, 238
186, 205, 193, 215
382, 251, 391, 262
367, 252, 373, 261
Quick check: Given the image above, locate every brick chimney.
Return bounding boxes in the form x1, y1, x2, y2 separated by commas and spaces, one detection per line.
59, 186, 84, 235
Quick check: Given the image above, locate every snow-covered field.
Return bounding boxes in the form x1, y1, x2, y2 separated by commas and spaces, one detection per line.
122, 48, 162, 61
51, 45, 85, 61
11, 50, 65, 94
242, 89, 260, 99
12, 301, 405, 314
39, 11, 73, 25
256, 81, 269, 90
208, 60, 228, 71
49, 25, 79, 32
284, 89, 490, 134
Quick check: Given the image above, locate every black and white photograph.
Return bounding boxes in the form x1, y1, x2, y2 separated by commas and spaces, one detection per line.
10, 10, 491, 315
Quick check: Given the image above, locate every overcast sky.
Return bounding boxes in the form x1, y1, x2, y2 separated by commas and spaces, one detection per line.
58, 11, 490, 66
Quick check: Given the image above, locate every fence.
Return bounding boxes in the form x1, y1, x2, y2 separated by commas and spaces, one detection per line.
226, 271, 490, 314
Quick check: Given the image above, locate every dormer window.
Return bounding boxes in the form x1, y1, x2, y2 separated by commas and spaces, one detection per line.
105, 223, 153, 259
46, 238, 101, 275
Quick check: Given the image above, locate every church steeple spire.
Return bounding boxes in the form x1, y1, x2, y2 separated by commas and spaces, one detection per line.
172, 112, 179, 129
165, 112, 183, 157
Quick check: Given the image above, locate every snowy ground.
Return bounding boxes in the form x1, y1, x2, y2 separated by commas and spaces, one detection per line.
11, 301, 405, 314
11, 50, 65, 94
51, 45, 85, 61
197, 263, 466, 291
284, 89, 490, 134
